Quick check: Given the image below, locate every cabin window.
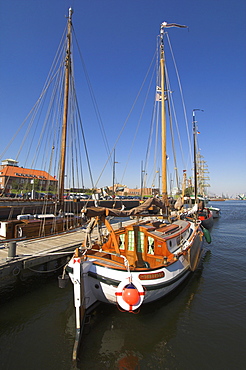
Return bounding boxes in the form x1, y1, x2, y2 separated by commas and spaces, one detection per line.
137, 231, 144, 253
128, 230, 134, 251
147, 236, 154, 255
119, 234, 125, 250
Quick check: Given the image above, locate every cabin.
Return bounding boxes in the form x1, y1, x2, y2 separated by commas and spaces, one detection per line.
93, 219, 191, 269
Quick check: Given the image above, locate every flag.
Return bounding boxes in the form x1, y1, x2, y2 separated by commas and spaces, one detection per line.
197, 131, 201, 134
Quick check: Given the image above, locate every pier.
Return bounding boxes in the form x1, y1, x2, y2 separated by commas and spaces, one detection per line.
0, 219, 134, 294
0, 229, 83, 293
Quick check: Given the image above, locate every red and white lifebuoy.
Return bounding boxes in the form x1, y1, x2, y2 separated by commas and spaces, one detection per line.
115, 277, 145, 312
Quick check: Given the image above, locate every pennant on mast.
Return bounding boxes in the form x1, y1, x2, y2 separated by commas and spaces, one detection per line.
161, 22, 188, 29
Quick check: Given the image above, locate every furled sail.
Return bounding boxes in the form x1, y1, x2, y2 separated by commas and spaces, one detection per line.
82, 197, 166, 218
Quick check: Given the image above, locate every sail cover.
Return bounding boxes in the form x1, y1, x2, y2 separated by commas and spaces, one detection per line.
82, 197, 166, 218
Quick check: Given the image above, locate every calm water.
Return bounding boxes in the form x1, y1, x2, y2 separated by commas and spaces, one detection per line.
0, 200, 245, 370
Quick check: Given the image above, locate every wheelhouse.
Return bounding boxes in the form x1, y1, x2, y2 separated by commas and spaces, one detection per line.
98, 219, 192, 269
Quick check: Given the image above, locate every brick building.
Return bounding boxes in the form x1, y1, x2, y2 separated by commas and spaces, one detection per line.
0, 159, 57, 193
107, 184, 159, 197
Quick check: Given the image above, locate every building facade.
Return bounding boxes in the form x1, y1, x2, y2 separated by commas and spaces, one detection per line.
0, 159, 57, 193
107, 184, 159, 197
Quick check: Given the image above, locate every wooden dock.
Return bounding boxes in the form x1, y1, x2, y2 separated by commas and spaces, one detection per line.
0, 228, 83, 264
0, 228, 85, 292
0, 220, 134, 294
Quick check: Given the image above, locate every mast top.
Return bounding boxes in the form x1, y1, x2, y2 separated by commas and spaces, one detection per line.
160, 22, 187, 46
68, 7, 73, 20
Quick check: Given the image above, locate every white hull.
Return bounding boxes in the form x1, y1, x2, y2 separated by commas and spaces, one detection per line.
88, 257, 189, 305
68, 231, 202, 310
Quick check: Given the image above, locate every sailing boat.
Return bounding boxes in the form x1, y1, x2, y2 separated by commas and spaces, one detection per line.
65, 21, 204, 360
0, 8, 86, 240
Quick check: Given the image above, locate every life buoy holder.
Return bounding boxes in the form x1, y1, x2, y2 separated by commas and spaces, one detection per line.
115, 277, 145, 312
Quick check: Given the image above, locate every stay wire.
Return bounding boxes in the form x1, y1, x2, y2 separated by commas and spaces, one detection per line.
73, 28, 112, 166
96, 48, 157, 188
120, 50, 157, 185
166, 33, 192, 167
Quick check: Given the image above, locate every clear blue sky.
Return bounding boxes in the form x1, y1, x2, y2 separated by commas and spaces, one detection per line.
0, 0, 245, 197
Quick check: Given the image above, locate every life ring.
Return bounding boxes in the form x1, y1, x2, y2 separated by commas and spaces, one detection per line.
12, 266, 21, 276
115, 277, 145, 312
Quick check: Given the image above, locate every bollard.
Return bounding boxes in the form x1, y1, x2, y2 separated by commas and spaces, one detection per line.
8, 241, 17, 258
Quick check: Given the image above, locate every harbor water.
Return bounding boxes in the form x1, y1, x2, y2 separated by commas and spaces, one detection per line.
0, 200, 245, 370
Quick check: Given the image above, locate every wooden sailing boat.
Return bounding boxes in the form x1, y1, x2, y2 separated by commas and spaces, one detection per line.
66, 21, 204, 360
0, 8, 84, 240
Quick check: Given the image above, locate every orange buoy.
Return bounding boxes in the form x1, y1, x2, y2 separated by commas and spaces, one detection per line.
115, 277, 145, 312
122, 283, 140, 306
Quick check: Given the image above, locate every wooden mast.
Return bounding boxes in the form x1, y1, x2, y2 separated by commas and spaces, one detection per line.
58, 8, 73, 207
182, 169, 187, 203
160, 22, 187, 209
160, 24, 168, 207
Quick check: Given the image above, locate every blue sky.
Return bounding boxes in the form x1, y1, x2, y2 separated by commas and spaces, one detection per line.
0, 0, 245, 197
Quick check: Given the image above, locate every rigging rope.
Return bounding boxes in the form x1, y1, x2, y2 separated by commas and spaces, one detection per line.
96, 48, 158, 188
73, 28, 112, 178
120, 51, 157, 185
166, 33, 192, 169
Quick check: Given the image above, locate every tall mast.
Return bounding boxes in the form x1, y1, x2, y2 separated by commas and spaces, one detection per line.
160, 24, 168, 206
160, 22, 187, 208
192, 109, 203, 206
192, 111, 198, 205
58, 8, 73, 206
182, 169, 187, 203
112, 149, 116, 198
